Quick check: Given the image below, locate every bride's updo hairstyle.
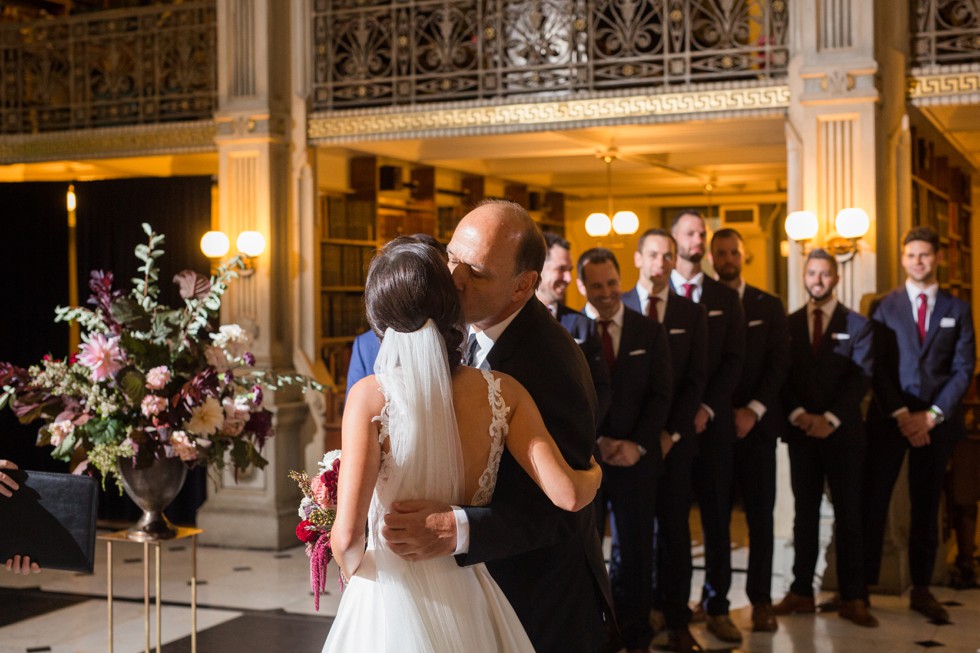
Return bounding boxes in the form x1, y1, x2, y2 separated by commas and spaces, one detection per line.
365, 236, 465, 372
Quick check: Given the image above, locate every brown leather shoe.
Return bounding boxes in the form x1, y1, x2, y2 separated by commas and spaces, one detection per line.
910, 587, 950, 622
705, 614, 743, 643
667, 627, 704, 653
772, 592, 816, 615
751, 602, 778, 632
689, 603, 706, 623
839, 599, 879, 628
649, 608, 666, 636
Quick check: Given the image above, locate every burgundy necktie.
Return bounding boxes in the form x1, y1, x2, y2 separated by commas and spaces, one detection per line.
647, 296, 660, 322
811, 308, 823, 354
917, 293, 927, 344
598, 320, 616, 374
682, 283, 694, 300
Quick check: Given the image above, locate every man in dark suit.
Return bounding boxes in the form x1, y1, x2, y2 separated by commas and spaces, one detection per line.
863, 226, 976, 621
536, 232, 612, 423
710, 228, 790, 632
773, 249, 878, 628
670, 211, 745, 644
623, 228, 708, 653
381, 200, 615, 652
576, 247, 672, 653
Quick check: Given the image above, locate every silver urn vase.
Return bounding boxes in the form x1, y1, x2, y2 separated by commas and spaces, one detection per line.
118, 455, 188, 541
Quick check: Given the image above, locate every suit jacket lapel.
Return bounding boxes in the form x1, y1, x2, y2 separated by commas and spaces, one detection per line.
485, 299, 535, 371
921, 291, 951, 354
820, 304, 848, 353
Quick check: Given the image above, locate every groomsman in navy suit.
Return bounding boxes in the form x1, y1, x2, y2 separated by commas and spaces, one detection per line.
623, 228, 708, 653
536, 232, 612, 423
773, 249, 878, 628
710, 228, 790, 633
863, 226, 976, 622
669, 211, 745, 644
577, 247, 672, 653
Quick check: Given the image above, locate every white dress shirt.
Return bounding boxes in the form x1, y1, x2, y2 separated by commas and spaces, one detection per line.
636, 283, 669, 322
905, 280, 938, 332
670, 269, 704, 303
583, 301, 624, 356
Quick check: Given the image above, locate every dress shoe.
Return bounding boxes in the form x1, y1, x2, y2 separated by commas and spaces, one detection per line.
751, 602, 778, 632
705, 614, 742, 643
649, 608, 666, 636
910, 587, 950, 622
689, 603, 706, 623
772, 591, 816, 615
839, 599, 879, 628
666, 627, 703, 653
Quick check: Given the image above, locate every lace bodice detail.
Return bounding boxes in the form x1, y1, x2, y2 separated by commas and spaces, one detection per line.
471, 369, 510, 507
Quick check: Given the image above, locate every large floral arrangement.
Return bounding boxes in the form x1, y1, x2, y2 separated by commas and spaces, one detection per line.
289, 449, 341, 610
0, 224, 319, 490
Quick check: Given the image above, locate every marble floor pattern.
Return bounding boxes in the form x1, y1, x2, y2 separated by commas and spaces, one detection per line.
1, 517, 979, 653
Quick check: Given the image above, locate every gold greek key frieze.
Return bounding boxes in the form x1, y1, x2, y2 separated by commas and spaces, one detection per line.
308, 85, 791, 142
907, 69, 980, 104
0, 121, 217, 164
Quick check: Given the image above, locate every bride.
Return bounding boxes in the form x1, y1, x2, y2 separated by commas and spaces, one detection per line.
322, 237, 601, 652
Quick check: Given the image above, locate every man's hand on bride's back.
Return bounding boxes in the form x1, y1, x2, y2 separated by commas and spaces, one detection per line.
382, 500, 457, 561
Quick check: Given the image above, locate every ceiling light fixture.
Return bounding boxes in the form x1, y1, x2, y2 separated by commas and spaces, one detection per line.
585, 151, 639, 238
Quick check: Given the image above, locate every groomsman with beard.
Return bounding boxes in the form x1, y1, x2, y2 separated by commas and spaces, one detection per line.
709, 228, 790, 632
623, 228, 708, 653
576, 247, 672, 653
669, 211, 745, 644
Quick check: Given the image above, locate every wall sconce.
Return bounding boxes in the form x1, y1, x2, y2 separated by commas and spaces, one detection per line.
200, 229, 266, 275
784, 208, 869, 263
584, 152, 639, 238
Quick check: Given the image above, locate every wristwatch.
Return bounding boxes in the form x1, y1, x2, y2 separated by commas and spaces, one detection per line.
928, 406, 945, 425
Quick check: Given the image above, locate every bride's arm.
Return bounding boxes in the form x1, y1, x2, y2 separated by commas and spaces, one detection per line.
330, 376, 384, 582
500, 376, 601, 512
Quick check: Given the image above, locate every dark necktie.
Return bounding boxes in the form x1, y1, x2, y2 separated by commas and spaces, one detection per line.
647, 296, 660, 322
464, 332, 479, 367
917, 293, 927, 344
682, 283, 694, 300
811, 308, 823, 354
548, 303, 558, 319
598, 320, 616, 375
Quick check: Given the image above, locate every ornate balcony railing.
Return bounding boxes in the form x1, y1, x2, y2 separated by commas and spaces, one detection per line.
311, 0, 789, 111
911, 0, 980, 67
0, 1, 217, 135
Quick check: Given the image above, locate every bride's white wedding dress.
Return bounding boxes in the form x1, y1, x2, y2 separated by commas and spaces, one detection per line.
322, 322, 533, 652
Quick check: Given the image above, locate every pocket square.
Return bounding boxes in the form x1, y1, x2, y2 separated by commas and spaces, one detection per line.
628, 349, 647, 356
708, 310, 724, 317
748, 319, 764, 327
669, 328, 686, 335
573, 337, 585, 344
831, 332, 850, 340
940, 317, 956, 328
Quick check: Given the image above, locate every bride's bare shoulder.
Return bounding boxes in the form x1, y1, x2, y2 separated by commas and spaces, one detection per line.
345, 375, 385, 417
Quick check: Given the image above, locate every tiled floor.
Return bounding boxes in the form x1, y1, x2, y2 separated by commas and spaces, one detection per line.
1, 518, 979, 653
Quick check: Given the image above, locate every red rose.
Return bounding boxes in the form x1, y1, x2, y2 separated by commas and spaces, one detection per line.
296, 520, 319, 544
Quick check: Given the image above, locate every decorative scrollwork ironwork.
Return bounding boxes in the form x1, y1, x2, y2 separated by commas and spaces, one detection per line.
912, 0, 980, 67
0, 1, 217, 135
312, 0, 788, 111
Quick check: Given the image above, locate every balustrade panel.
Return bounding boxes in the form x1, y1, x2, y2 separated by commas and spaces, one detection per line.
912, 0, 980, 66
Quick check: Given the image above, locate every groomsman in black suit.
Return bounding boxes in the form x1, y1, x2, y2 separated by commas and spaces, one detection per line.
623, 228, 708, 653
773, 249, 878, 628
710, 228, 790, 632
863, 226, 976, 622
576, 247, 672, 653
381, 200, 615, 651
536, 232, 612, 423
669, 211, 745, 644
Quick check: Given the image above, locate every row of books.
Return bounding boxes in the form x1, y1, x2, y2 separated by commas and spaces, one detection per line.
378, 209, 436, 241
323, 196, 377, 241
321, 293, 369, 338
321, 243, 375, 287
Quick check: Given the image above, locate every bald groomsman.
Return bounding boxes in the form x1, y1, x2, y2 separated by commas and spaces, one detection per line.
710, 228, 790, 632
863, 226, 976, 622
624, 228, 708, 653
670, 211, 745, 644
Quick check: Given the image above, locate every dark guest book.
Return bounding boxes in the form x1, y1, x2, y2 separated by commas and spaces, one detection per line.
0, 470, 98, 573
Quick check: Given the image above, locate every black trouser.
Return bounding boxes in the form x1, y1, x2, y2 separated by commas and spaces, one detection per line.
594, 457, 657, 649
862, 420, 956, 587
733, 428, 777, 605
786, 433, 867, 601
652, 435, 696, 629
693, 425, 735, 616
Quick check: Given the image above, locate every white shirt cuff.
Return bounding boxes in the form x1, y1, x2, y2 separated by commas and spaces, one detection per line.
823, 412, 841, 430
451, 506, 470, 555
746, 400, 767, 421
788, 407, 805, 425
700, 403, 715, 420
891, 407, 910, 419
671, 432, 682, 443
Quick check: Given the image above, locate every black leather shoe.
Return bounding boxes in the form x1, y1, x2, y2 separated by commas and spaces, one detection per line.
910, 587, 950, 622
667, 627, 704, 653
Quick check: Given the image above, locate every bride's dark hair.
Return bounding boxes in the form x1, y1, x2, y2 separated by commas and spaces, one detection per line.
365, 237, 465, 372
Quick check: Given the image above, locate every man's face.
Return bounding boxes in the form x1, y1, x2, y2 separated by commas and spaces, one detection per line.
804, 258, 838, 303
576, 259, 622, 320
902, 239, 938, 285
538, 245, 573, 306
672, 214, 706, 264
634, 234, 675, 291
710, 235, 743, 283
447, 207, 528, 330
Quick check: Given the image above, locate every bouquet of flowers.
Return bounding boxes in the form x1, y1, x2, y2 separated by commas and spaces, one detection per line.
0, 223, 320, 490
289, 449, 341, 611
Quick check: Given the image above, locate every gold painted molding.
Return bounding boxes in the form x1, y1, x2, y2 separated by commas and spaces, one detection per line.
907, 67, 980, 104
308, 83, 790, 142
0, 121, 217, 164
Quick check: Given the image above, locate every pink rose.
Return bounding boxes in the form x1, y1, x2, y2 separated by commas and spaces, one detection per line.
141, 394, 167, 418
145, 366, 171, 390
309, 473, 330, 507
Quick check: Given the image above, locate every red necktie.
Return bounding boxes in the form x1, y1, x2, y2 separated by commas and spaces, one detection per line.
647, 296, 660, 322
598, 320, 616, 374
682, 283, 694, 300
811, 307, 823, 354
917, 293, 927, 344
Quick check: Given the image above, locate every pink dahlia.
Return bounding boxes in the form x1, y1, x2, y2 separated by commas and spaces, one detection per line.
145, 366, 171, 390
77, 334, 125, 382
